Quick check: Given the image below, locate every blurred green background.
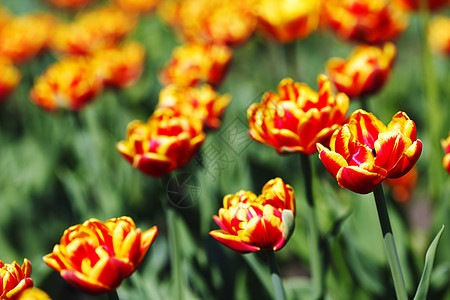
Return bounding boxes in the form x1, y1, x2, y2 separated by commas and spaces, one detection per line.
0, 0, 449, 299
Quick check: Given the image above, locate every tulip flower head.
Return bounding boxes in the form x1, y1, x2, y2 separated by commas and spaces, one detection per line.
116, 109, 206, 177
157, 84, 231, 130
114, 0, 161, 14
91, 41, 145, 88
441, 131, 450, 174
210, 178, 295, 253
248, 74, 349, 155
0, 57, 21, 102
159, 0, 256, 45
0, 13, 57, 63
0, 259, 34, 299
43, 217, 158, 295
326, 42, 396, 99
322, 0, 408, 44
255, 0, 320, 43
30, 56, 103, 111
317, 109, 422, 194
428, 16, 450, 56
160, 42, 232, 87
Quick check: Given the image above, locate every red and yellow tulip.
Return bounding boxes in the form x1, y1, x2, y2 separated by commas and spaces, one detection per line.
254, 0, 320, 43
157, 84, 231, 130
248, 74, 349, 155
326, 42, 396, 98
159, 0, 256, 45
0, 57, 21, 102
317, 109, 422, 194
43, 217, 158, 295
159, 42, 232, 87
91, 41, 145, 88
30, 56, 103, 111
428, 16, 450, 56
116, 109, 206, 177
0, 13, 57, 63
210, 178, 295, 253
0, 259, 34, 299
441, 131, 450, 174
322, 0, 408, 44
114, 0, 161, 14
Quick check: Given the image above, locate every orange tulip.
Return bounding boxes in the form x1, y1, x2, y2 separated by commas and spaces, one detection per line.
91, 41, 145, 88
326, 42, 396, 98
160, 42, 232, 87
0, 57, 21, 102
442, 131, 450, 174
317, 109, 422, 194
17, 288, 51, 300
43, 217, 158, 295
159, 0, 256, 45
30, 56, 103, 111
393, 0, 448, 11
428, 16, 450, 56
46, 0, 98, 9
0, 259, 34, 299
322, 0, 408, 44
114, 0, 161, 14
116, 109, 206, 177
254, 0, 320, 43
384, 166, 418, 203
157, 84, 231, 130
0, 13, 57, 63
50, 6, 137, 56
248, 74, 349, 155
210, 178, 295, 253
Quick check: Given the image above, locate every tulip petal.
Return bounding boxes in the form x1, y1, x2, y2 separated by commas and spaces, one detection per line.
61, 269, 112, 295
317, 143, 348, 178
336, 165, 385, 194
209, 230, 260, 253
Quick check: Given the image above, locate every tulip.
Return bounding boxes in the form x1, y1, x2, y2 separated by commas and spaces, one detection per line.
156, 84, 231, 130
45, 0, 98, 9
254, 0, 320, 43
91, 41, 145, 88
428, 16, 450, 56
17, 288, 51, 300
43, 217, 158, 295
326, 42, 396, 99
158, 0, 256, 45
116, 108, 206, 177
322, 0, 408, 44
0, 13, 57, 63
0, 259, 34, 299
0, 57, 21, 102
210, 178, 295, 253
30, 56, 103, 111
248, 74, 349, 155
317, 109, 422, 194
159, 42, 232, 87
114, 0, 161, 14
50, 6, 137, 56
441, 131, 450, 174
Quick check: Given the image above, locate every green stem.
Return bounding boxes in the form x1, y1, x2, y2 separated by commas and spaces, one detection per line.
373, 185, 408, 300
267, 250, 287, 300
300, 154, 324, 300
166, 205, 184, 300
284, 41, 300, 80
107, 290, 119, 300
419, 0, 444, 201
161, 176, 184, 300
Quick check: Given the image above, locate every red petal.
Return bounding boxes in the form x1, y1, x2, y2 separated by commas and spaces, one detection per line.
209, 230, 260, 253
336, 165, 386, 194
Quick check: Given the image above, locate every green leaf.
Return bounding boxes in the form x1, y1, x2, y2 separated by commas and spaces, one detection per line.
413, 225, 445, 300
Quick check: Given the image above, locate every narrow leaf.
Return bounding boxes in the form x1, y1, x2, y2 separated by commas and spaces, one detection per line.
413, 225, 445, 300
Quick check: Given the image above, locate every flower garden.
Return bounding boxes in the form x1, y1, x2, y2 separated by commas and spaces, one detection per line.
0, 0, 449, 299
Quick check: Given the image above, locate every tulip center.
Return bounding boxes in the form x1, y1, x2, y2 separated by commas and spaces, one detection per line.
372, 148, 377, 157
